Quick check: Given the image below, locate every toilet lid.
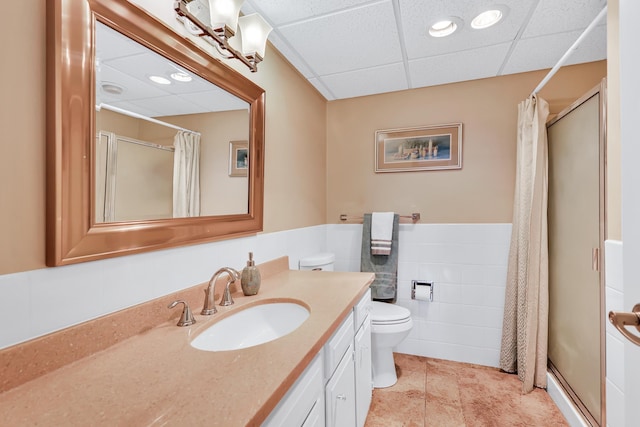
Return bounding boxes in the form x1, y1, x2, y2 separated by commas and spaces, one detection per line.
371, 301, 411, 323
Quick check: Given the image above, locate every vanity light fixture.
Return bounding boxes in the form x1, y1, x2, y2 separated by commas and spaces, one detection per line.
174, 0, 273, 73
471, 9, 503, 29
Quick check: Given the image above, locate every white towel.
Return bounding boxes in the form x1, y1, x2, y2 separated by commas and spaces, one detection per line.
371, 212, 394, 255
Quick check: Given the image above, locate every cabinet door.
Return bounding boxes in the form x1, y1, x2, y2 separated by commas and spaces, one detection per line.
325, 343, 356, 427
301, 398, 325, 427
354, 316, 372, 427
262, 354, 324, 427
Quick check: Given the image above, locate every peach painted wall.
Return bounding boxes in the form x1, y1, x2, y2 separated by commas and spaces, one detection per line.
0, 0, 327, 275
0, 0, 607, 277
326, 61, 606, 224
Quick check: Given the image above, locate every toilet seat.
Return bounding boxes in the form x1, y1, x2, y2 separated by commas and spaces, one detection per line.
371, 301, 411, 325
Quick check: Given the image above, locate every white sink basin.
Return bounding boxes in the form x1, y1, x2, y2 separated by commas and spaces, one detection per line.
190, 301, 310, 352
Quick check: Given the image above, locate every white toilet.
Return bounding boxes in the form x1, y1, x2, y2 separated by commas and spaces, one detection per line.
370, 301, 413, 388
299, 253, 413, 389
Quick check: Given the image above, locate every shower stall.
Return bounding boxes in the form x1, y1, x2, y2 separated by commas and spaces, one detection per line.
546, 80, 607, 426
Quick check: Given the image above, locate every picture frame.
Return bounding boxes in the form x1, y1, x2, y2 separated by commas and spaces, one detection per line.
229, 140, 249, 177
375, 123, 462, 173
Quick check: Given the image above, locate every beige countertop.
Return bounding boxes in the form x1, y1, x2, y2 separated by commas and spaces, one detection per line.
0, 268, 373, 426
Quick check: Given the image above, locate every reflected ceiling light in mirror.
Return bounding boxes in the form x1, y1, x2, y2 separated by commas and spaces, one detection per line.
171, 71, 193, 82
174, 0, 272, 72
149, 75, 171, 85
471, 9, 504, 29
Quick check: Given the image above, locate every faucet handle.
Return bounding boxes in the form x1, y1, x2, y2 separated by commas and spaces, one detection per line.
167, 300, 196, 327
220, 277, 235, 307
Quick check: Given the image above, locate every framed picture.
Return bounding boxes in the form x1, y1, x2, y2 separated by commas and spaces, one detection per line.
375, 123, 462, 172
229, 140, 248, 177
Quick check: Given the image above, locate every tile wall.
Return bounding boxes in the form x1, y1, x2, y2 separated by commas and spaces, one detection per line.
0, 226, 327, 350
0, 223, 511, 370
604, 240, 625, 427
327, 223, 512, 367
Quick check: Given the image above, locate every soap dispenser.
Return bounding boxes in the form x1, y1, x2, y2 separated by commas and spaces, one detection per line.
241, 252, 261, 296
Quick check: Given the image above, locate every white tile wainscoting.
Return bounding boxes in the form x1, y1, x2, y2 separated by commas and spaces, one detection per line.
0, 223, 511, 369
604, 240, 624, 427
328, 223, 511, 367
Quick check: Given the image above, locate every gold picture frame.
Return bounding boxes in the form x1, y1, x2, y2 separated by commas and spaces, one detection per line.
229, 140, 249, 177
375, 123, 462, 172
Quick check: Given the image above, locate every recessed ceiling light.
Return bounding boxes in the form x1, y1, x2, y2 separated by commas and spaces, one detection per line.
429, 19, 459, 38
149, 75, 171, 85
471, 9, 503, 29
170, 71, 192, 82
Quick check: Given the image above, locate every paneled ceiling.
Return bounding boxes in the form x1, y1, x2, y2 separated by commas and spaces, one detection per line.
242, 0, 608, 100
96, 0, 608, 118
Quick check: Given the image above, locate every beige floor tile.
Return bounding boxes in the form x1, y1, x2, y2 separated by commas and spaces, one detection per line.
365, 354, 568, 427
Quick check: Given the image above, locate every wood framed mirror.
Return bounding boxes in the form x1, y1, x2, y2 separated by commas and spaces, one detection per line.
46, 0, 265, 266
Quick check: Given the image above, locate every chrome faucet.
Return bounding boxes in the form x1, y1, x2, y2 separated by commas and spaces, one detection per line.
201, 267, 240, 315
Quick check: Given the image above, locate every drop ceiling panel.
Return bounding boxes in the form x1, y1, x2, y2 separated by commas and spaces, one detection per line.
100, 1, 609, 105
244, 0, 373, 26
98, 64, 170, 102
409, 43, 512, 88
125, 95, 209, 117
400, 0, 536, 59
267, 32, 315, 78
320, 62, 409, 99
502, 26, 607, 76
277, 1, 403, 76
181, 90, 250, 113
96, 23, 146, 61
522, 0, 607, 38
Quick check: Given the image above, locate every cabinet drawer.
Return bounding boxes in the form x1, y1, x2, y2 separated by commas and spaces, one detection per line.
353, 289, 372, 330
324, 312, 354, 379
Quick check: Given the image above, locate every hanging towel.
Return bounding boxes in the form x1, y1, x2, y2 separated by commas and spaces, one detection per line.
361, 213, 400, 302
371, 212, 395, 255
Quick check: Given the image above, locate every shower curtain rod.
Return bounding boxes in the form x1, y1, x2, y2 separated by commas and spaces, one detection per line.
96, 103, 201, 136
531, 5, 607, 96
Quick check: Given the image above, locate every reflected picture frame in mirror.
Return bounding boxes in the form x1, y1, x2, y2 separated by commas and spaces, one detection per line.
46, 0, 265, 266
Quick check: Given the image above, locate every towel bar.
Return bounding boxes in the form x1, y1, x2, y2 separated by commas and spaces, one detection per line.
339, 213, 420, 222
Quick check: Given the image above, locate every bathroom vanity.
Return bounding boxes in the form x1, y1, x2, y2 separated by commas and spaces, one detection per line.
0, 258, 374, 426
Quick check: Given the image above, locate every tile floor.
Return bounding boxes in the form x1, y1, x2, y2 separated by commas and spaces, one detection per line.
365, 353, 568, 427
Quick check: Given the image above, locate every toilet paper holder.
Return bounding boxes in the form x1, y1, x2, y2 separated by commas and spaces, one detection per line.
411, 280, 433, 302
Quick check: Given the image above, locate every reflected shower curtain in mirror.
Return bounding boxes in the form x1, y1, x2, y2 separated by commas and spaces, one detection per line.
499, 94, 549, 393
173, 131, 201, 217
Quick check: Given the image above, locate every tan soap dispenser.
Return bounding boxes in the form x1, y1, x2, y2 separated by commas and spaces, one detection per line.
241, 252, 261, 296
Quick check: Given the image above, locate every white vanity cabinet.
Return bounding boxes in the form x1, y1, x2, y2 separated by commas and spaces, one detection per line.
325, 342, 356, 426
263, 290, 372, 427
353, 290, 373, 427
324, 312, 356, 427
262, 353, 325, 427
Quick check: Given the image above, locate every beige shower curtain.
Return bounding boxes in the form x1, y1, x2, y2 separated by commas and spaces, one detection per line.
173, 130, 201, 218
499, 94, 550, 393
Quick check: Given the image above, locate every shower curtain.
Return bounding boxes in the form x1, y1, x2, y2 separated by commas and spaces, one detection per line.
499, 94, 550, 393
173, 131, 201, 217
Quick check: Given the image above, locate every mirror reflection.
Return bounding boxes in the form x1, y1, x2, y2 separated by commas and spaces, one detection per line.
94, 22, 250, 223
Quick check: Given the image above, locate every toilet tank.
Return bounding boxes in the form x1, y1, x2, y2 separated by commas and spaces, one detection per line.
299, 253, 335, 271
